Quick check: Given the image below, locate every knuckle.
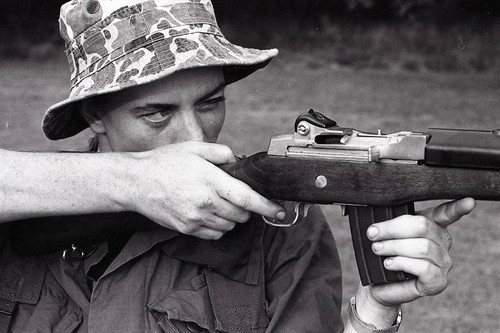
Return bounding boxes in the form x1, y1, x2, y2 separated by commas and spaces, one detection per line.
238, 211, 251, 223
419, 272, 447, 296
435, 277, 449, 294
185, 209, 203, 223
422, 278, 447, 296
420, 240, 433, 257
416, 281, 433, 297
415, 251, 450, 295
422, 260, 434, 274
177, 223, 199, 235
194, 194, 214, 210
234, 193, 251, 209
443, 253, 453, 271
214, 219, 235, 232
414, 216, 431, 234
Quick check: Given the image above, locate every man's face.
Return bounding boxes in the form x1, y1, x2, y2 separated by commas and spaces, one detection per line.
85, 67, 226, 152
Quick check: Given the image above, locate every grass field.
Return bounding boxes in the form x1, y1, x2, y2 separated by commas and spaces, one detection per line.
1, 46, 499, 331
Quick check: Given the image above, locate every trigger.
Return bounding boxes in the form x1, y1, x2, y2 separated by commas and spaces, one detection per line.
296, 202, 312, 219
262, 202, 312, 227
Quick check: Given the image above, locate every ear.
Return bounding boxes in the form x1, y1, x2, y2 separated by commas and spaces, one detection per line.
80, 99, 107, 134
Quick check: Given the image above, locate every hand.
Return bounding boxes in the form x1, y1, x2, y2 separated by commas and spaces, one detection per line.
353, 198, 476, 328
126, 141, 285, 239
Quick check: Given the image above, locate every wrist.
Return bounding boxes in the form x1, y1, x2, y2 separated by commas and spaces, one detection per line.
107, 151, 148, 213
348, 296, 402, 333
354, 286, 401, 330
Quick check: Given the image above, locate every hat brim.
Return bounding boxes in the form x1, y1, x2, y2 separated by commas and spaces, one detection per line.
42, 32, 278, 140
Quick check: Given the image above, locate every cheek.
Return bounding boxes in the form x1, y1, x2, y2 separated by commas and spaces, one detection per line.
203, 108, 225, 143
115, 133, 158, 152
102, 115, 156, 151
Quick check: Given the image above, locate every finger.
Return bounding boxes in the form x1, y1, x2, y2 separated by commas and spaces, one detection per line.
372, 238, 452, 269
201, 214, 238, 233
174, 207, 238, 234
367, 215, 440, 243
211, 197, 252, 224
214, 175, 286, 221
183, 141, 237, 164
421, 198, 476, 227
190, 227, 226, 240
383, 257, 448, 296
168, 209, 233, 236
370, 279, 423, 305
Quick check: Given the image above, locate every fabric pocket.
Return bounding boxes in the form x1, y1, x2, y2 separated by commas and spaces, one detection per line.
156, 317, 210, 333
10, 270, 83, 333
148, 273, 216, 333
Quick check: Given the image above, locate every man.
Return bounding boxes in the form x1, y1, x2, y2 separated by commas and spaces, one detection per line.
1, 0, 475, 332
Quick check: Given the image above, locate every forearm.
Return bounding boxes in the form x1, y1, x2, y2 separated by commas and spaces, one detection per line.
0, 149, 138, 222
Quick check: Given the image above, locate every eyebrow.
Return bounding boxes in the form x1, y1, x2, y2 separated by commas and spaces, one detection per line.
195, 82, 226, 104
131, 82, 226, 115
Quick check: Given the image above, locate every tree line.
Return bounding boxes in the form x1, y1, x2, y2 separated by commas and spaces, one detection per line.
1, 0, 498, 47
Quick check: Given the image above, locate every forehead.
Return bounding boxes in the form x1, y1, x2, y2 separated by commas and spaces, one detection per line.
104, 67, 225, 107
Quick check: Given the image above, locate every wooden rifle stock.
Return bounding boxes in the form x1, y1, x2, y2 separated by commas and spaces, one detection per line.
220, 152, 500, 206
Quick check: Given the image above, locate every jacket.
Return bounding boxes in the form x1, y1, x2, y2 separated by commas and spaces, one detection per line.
1, 205, 343, 332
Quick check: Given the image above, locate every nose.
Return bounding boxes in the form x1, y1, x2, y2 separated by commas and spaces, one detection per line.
176, 109, 205, 142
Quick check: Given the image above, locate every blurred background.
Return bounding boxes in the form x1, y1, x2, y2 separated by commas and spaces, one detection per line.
1, 1, 499, 332
1, 0, 500, 73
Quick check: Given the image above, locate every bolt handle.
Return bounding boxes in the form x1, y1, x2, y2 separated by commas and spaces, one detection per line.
294, 109, 337, 131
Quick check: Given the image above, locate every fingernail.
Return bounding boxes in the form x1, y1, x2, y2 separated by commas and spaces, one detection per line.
385, 258, 393, 267
276, 211, 286, 221
372, 242, 383, 252
367, 226, 379, 239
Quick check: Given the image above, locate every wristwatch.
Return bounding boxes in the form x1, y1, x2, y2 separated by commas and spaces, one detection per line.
348, 297, 402, 333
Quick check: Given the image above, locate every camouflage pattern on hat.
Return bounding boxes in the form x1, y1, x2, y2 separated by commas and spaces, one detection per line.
43, 0, 278, 140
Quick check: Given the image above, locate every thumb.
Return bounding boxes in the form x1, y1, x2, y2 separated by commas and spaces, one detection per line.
422, 197, 476, 227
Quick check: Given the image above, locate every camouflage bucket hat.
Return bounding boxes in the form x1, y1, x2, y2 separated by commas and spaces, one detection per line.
43, 0, 278, 140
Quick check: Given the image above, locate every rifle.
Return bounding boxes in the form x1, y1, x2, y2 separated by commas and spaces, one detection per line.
8, 110, 500, 286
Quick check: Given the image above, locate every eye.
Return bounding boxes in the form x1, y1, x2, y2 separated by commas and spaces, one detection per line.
143, 109, 171, 124
196, 96, 226, 113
